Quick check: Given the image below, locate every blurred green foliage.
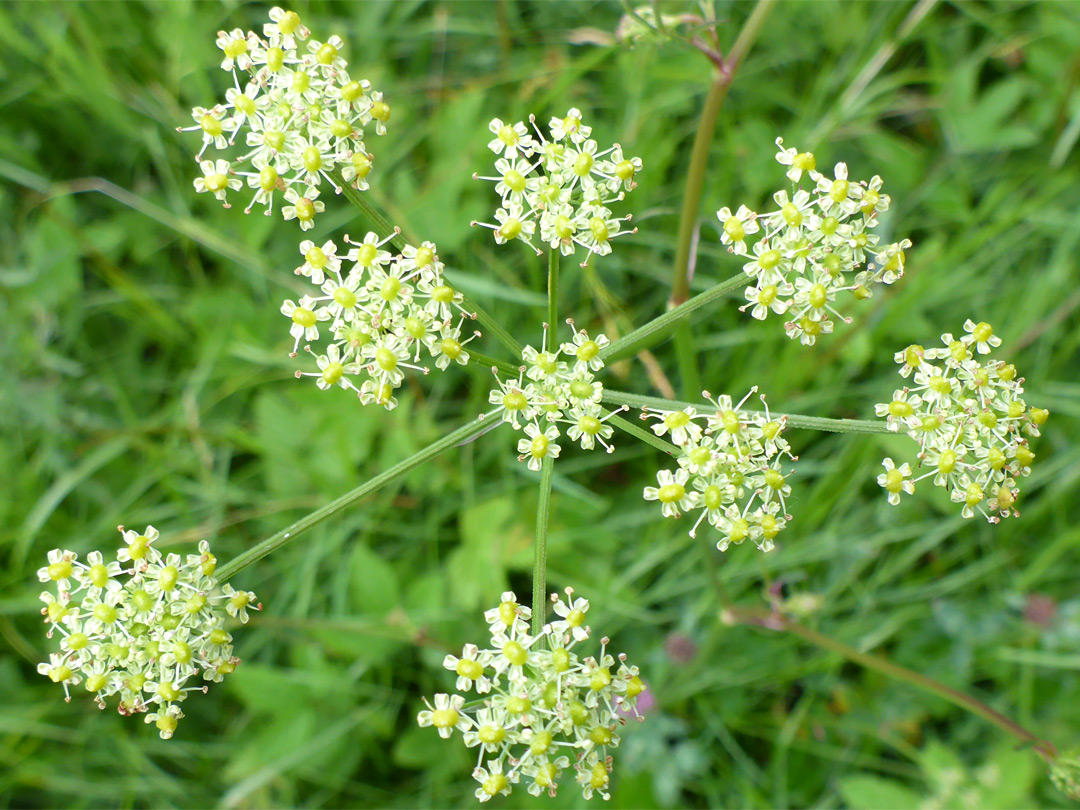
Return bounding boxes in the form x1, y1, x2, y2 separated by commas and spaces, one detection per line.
2, 1, 1080, 807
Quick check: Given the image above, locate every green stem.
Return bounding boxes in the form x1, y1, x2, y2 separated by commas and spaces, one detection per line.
606, 411, 679, 456
547, 250, 560, 335
468, 350, 519, 376
217, 415, 492, 581
668, 0, 776, 398
602, 389, 890, 435
600, 272, 746, 364
673, 322, 701, 400
468, 301, 524, 358
333, 171, 522, 358
726, 605, 1059, 763
670, 0, 777, 306
532, 456, 555, 635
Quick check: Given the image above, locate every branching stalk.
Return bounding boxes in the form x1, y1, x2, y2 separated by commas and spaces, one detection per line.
218, 416, 491, 580
600, 272, 747, 364
601, 389, 890, 435
469, 350, 519, 376
548, 250, 560, 336
669, 0, 778, 395
532, 456, 556, 635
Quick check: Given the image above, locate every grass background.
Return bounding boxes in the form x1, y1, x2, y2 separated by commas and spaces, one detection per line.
2, 0, 1080, 807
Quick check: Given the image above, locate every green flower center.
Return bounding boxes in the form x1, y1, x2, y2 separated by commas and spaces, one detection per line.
657, 483, 685, 503
503, 641, 527, 667
259, 166, 279, 191
503, 391, 527, 411
380, 277, 401, 301
574, 152, 594, 177
321, 362, 345, 384
478, 724, 506, 745
888, 400, 913, 418
884, 469, 904, 493
371, 101, 391, 122
455, 659, 483, 680
529, 434, 548, 460
291, 307, 317, 328
497, 217, 522, 240
266, 47, 285, 72
333, 286, 356, 309
579, 414, 601, 435
375, 348, 397, 372
504, 169, 526, 193
209, 629, 230, 645
93, 604, 118, 624
758, 249, 781, 270
294, 198, 316, 221
530, 730, 553, 754
158, 566, 179, 590
302, 146, 322, 173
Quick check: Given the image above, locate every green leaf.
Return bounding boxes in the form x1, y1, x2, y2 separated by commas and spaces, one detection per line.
837, 775, 924, 809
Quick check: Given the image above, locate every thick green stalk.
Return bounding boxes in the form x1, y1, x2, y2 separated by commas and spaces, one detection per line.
667, 0, 777, 396
217, 416, 491, 580
669, 0, 777, 302
606, 411, 678, 456
333, 171, 522, 357
530, 248, 563, 634
600, 272, 746, 364
532, 456, 556, 635
468, 350, 519, 376
547, 250, 560, 335
602, 389, 890, 435
671, 73, 731, 307
726, 605, 1059, 763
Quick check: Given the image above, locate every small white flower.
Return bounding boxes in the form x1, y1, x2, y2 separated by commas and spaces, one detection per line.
877, 457, 915, 505
643, 468, 700, 518
487, 118, 534, 158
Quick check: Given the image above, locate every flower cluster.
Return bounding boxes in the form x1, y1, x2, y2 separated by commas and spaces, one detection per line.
718, 137, 912, 344
875, 321, 1047, 522
417, 589, 645, 802
642, 388, 796, 552
486, 324, 621, 469
473, 109, 641, 265
36, 526, 260, 739
181, 7, 388, 229
283, 233, 477, 410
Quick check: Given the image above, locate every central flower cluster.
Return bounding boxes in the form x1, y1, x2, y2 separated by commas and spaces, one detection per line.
719, 137, 912, 344
282, 233, 476, 410
184, 7, 388, 229
36, 526, 259, 739
474, 109, 641, 264
642, 389, 796, 552
875, 321, 1047, 521
417, 590, 645, 802
487, 325, 620, 469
